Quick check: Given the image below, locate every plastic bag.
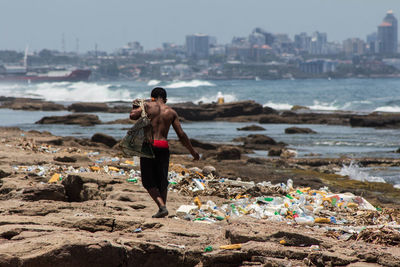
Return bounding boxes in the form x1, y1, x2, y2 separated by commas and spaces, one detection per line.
119, 99, 154, 158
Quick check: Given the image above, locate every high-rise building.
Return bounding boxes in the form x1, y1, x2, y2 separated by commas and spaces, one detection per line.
185, 34, 210, 59
310, 32, 327, 55
377, 10, 398, 54
366, 32, 379, 53
343, 38, 365, 55
294, 32, 311, 51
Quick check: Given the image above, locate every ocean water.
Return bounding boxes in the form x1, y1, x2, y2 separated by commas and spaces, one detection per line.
1, 78, 400, 185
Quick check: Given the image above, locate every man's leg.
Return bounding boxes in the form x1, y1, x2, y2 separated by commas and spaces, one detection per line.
147, 187, 168, 218
141, 157, 168, 217
147, 187, 165, 208
160, 189, 168, 205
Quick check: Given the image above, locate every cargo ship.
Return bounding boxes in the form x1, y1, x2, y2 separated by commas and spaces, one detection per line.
0, 47, 91, 83
0, 66, 91, 83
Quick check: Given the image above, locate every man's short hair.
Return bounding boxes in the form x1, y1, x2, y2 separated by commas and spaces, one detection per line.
151, 87, 167, 101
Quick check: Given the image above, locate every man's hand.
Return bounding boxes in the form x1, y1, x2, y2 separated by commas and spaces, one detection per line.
192, 150, 200, 161
129, 105, 142, 120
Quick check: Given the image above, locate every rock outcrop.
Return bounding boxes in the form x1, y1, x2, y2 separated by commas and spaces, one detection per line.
68, 102, 109, 112
35, 114, 101, 126
237, 125, 266, 131
0, 97, 65, 111
285, 127, 317, 134
91, 133, 118, 148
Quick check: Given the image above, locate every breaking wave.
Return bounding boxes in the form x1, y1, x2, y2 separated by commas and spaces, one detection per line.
147, 80, 161, 86
24, 82, 132, 102
373, 106, 400, 113
263, 102, 292, 110
308, 100, 339, 111
336, 161, 386, 183
165, 80, 215, 89
167, 92, 237, 104
195, 91, 237, 104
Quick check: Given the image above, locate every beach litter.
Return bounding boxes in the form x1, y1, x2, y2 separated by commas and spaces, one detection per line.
169, 166, 400, 242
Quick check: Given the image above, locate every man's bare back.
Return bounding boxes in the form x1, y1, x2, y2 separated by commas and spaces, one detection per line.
130, 98, 199, 160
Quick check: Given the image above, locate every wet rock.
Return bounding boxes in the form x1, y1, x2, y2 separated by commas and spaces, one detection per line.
104, 118, 133, 124
45, 139, 63, 146
236, 134, 285, 151
22, 184, 66, 201
202, 165, 217, 176
190, 139, 217, 150
68, 102, 109, 112
285, 127, 316, 134
35, 114, 101, 126
350, 114, 400, 128
170, 103, 217, 121
268, 147, 283, 157
262, 106, 279, 115
246, 158, 267, 165
280, 149, 298, 158
0, 97, 65, 111
62, 175, 84, 202
54, 156, 77, 163
171, 101, 263, 120
291, 105, 310, 111
216, 146, 241, 160
237, 125, 265, 131
212, 101, 263, 117
91, 133, 117, 148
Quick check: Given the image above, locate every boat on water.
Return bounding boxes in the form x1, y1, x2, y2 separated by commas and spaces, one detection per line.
0, 65, 91, 83
0, 47, 91, 83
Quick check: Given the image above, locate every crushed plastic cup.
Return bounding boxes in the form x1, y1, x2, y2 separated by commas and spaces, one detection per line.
193, 179, 205, 191
48, 173, 60, 183
204, 246, 213, 252
194, 197, 202, 208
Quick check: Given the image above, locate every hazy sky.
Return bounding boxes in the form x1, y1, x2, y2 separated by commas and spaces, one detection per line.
0, 0, 398, 52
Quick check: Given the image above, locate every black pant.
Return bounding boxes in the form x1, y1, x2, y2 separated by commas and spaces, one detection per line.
140, 147, 170, 192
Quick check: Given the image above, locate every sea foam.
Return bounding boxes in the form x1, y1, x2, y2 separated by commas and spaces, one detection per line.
263, 102, 292, 110
147, 80, 161, 86
374, 106, 400, 113
165, 80, 215, 89
25, 82, 132, 102
336, 161, 386, 183
308, 100, 339, 111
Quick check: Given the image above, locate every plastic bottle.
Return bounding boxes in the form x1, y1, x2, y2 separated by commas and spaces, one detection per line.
231, 204, 240, 217
127, 178, 138, 183
295, 216, 315, 225
287, 179, 293, 190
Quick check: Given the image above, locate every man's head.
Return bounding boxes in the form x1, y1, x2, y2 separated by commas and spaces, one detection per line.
151, 87, 167, 103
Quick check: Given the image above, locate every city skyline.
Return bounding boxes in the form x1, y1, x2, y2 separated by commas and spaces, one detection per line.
0, 0, 399, 52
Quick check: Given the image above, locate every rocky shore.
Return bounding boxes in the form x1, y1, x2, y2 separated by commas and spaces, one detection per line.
0, 127, 400, 266
3, 97, 400, 129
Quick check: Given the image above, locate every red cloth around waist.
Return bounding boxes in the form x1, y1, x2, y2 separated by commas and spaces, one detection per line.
152, 140, 169, 149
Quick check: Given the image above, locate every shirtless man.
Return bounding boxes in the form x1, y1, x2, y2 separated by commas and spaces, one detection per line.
130, 87, 200, 218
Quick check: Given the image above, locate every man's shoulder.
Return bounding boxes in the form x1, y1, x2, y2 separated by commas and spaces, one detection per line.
164, 105, 177, 116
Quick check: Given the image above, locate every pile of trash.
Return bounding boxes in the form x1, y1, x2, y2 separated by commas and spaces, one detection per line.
169, 164, 400, 241
12, 153, 142, 184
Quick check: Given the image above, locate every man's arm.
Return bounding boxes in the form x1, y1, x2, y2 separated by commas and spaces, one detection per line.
172, 112, 200, 160
129, 105, 142, 120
